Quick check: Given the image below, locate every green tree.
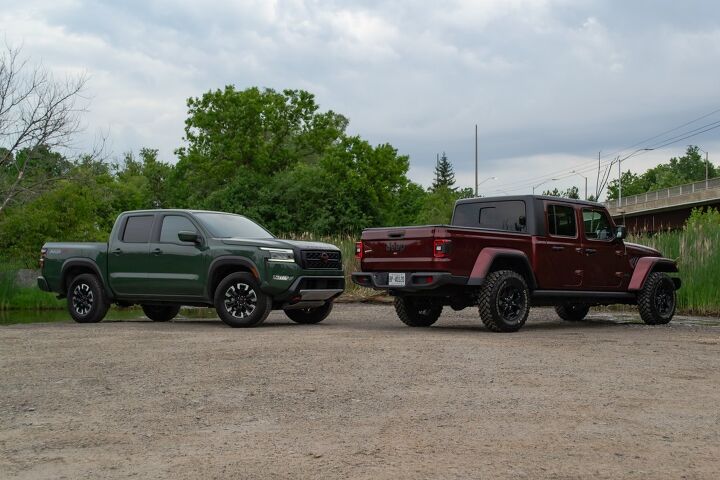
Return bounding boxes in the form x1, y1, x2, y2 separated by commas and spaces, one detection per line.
431, 152, 456, 191
542, 186, 580, 199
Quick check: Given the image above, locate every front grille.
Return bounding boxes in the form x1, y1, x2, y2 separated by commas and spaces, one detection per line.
301, 250, 342, 270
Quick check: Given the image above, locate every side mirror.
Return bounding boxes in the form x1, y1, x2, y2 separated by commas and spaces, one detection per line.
615, 225, 627, 240
178, 230, 201, 244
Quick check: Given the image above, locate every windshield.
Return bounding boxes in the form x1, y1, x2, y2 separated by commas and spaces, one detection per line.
194, 213, 274, 239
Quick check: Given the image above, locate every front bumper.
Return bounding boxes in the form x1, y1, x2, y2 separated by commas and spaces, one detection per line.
351, 271, 468, 293
278, 275, 345, 309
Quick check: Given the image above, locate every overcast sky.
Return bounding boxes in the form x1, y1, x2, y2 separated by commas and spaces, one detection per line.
3, 0, 720, 198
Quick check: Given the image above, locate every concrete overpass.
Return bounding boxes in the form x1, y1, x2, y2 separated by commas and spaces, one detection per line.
604, 177, 720, 233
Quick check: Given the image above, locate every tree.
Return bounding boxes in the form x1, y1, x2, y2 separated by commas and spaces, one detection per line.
542, 186, 580, 199
0, 44, 88, 214
431, 152, 455, 191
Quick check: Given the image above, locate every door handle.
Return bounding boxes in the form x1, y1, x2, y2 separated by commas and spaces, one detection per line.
584, 248, 597, 255
112, 248, 122, 256
152, 248, 163, 256
551, 246, 565, 251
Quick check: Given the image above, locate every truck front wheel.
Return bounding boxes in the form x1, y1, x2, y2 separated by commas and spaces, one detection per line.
478, 270, 530, 332
638, 272, 676, 325
67, 273, 110, 323
394, 296, 443, 327
142, 305, 181, 322
214, 272, 272, 327
284, 302, 334, 324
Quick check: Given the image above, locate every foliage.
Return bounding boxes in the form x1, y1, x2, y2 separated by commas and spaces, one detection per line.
431, 152, 456, 191
542, 186, 580, 199
608, 146, 717, 200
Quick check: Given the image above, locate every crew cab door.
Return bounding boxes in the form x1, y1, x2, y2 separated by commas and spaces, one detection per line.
579, 208, 628, 289
536, 203, 582, 289
108, 213, 155, 295
145, 213, 207, 297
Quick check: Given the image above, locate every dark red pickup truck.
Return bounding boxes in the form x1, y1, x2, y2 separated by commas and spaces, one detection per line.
352, 195, 680, 332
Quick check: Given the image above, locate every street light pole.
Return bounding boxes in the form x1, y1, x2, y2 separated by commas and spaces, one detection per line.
697, 147, 710, 189
618, 148, 653, 209
533, 178, 559, 194
474, 124, 478, 197
570, 170, 588, 200
477, 176, 496, 195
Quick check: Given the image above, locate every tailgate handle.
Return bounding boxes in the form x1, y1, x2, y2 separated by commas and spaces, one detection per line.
387, 232, 405, 238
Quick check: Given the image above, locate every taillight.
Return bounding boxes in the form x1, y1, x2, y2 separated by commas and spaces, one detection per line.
39, 247, 47, 268
433, 239, 452, 258
355, 241, 363, 259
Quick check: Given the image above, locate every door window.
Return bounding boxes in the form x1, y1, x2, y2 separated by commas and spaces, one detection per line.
160, 215, 197, 244
547, 205, 576, 237
122, 215, 154, 243
582, 209, 613, 241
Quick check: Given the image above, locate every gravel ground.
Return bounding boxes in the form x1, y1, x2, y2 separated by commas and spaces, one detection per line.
1, 304, 719, 479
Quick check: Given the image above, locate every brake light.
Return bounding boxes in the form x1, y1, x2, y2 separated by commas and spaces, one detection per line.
355, 241, 363, 259
433, 239, 452, 258
39, 247, 47, 268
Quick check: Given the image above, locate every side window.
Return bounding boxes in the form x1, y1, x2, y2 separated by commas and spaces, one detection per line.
547, 205, 576, 237
122, 215, 154, 243
160, 215, 197, 243
582, 209, 613, 241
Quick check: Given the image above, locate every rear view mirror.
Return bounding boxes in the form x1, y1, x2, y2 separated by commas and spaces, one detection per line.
178, 231, 200, 243
615, 225, 627, 240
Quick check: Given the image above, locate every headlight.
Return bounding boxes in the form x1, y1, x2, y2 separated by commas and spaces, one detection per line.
260, 247, 295, 263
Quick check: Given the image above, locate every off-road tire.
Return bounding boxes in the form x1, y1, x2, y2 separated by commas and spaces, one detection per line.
638, 272, 676, 325
394, 296, 443, 327
555, 303, 590, 322
66, 273, 110, 323
142, 305, 181, 322
478, 270, 530, 333
214, 272, 271, 328
284, 302, 334, 324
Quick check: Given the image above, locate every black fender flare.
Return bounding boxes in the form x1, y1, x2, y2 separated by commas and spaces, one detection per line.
60, 258, 114, 299
206, 256, 262, 299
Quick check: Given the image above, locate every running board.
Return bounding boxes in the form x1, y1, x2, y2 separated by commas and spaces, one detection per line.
531, 290, 636, 306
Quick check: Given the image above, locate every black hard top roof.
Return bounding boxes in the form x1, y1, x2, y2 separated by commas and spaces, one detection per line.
455, 195, 604, 208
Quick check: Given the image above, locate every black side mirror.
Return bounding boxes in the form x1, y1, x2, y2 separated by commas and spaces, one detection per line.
178, 230, 201, 244
615, 225, 627, 240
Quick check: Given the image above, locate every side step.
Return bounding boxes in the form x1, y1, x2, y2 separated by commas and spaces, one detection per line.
531, 290, 636, 307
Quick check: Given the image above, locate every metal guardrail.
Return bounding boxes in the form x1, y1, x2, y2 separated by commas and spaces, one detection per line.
604, 177, 720, 209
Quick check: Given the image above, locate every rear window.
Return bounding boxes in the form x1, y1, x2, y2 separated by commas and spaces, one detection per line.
122, 215, 154, 243
453, 200, 527, 233
547, 205, 576, 237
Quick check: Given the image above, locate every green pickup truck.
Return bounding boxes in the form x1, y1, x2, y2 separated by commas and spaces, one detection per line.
38, 210, 345, 327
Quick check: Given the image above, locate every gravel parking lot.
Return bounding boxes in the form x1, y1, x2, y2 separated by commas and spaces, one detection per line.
1, 303, 719, 479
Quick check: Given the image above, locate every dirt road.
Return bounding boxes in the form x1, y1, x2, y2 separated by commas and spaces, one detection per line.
1, 304, 719, 479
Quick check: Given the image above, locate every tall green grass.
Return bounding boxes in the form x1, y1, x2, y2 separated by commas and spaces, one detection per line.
0, 266, 65, 311
628, 208, 720, 316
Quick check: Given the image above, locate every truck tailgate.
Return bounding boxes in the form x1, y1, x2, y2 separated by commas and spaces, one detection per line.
360, 226, 447, 271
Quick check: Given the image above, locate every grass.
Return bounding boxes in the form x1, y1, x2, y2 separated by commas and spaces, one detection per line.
0, 267, 65, 311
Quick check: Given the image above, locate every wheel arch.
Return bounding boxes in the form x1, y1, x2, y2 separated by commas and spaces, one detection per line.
207, 256, 261, 299
628, 257, 678, 291
468, 247, 537, 290
60, 258, 113, 299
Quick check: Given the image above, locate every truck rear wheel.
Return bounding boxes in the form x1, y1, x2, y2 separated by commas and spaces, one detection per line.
478, 270, 530, 333
394, 296, 443, 327
555, 303, 590, 322
284, 302, 333, 324
142, 305, 181, 322
67, 273, 110, 323
638, 272, 676, 325
214, 272, 271, 328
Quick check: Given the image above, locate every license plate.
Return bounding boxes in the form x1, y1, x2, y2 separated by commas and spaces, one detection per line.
388, 272, 405, 286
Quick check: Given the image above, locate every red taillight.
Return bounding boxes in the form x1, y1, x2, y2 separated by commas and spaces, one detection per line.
355, 241, 363, 259
39, 247, 47, 268
433, 239, 452, 258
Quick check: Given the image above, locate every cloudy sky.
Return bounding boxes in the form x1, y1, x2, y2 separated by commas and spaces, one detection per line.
3, 0, 720, 198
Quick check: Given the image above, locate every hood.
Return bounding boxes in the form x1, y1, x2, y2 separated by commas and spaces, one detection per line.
221, 238, 340, 251
624, 242, 662, 257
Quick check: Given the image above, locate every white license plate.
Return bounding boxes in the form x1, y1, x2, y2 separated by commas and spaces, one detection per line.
388, 273, 405, 286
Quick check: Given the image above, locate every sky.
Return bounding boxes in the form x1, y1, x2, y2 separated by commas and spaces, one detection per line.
2, 0, 720, 199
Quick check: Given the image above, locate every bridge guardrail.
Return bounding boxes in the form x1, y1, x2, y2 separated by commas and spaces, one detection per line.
605, 177, 720, 210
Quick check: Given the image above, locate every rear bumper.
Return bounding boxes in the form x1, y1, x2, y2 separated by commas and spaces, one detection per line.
351, 271, 468, 293
37, 276, 51, 292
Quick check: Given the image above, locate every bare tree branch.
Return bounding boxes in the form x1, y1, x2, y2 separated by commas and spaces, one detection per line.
0, 42, 88, 214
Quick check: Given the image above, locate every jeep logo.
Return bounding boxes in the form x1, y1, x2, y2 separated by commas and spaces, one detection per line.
385, 242, 405, 253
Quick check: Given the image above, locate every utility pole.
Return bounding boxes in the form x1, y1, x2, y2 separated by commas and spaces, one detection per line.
474, 124, 478, 197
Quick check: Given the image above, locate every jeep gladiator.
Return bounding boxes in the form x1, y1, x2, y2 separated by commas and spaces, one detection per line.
352, 195, 680, 332
38, 209, 345, 327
